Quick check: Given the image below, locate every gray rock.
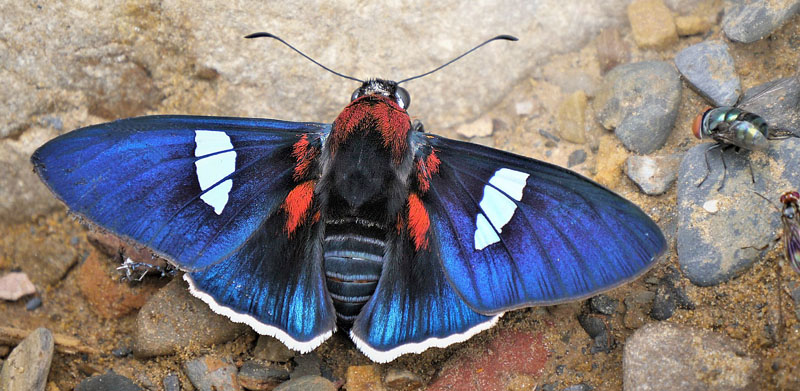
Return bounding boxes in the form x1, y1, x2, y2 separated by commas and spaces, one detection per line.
625, 154, 683, 195
163, 373, 181, 391
75, 372, 143, 391
0, 126, 63, 223
274, 375, 336, 391
0, 328, 54, 391
674, 41, 740, 107
183, 355, 241, 391
722, 0, 800, 43
253, 335, 295, 363
567, 149, 587, 167
594, 62, 681, 154
676, 144, 776, 286
291, 353, 322, 379
2, 1, 635, 142
383, 368, 424, 390
623, 323, 759, 391
237, 360, 290, 391
134, 277, 247, 358
589, 294, 618, 315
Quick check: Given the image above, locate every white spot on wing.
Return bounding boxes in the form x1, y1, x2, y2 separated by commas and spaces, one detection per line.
474, 168, 529, 250
184, 274, 334, 353
350, 313, 503, 363
194, 130, 236, 214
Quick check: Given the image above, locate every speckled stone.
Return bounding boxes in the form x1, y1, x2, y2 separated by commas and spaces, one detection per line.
625, 154, 682, 195
183, 355, 241, 391
624, 323, 759, 390
345, 365, 385, 391
273, 376, 336, 391
594, 61, 681, 154
722, 0, 800, 43
675, 41, 740, 107
133, 277, 246, 358
676, 143, 776, 286
0, 328, 54, 391
556, 90, 588, 144
75, 372, 143, 391
628, 0, 678, 49
0, 272, 36, 301
675, 15, 712, 36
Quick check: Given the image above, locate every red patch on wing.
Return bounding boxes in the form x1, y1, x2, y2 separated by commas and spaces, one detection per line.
416, 151, 441, 193
291, 134, 319, 180
407, 193, 430, 251
282, 180, 315, 235
331, 95, 411, 163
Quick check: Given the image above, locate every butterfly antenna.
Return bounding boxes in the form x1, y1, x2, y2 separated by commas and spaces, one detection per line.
397, 35, 518, 84
245, 32, 364, 83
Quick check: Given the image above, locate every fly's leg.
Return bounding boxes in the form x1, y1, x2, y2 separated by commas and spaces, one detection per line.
697, 143, 723, 189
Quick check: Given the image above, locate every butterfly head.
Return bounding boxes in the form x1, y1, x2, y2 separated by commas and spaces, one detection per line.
351, 79, 411, 110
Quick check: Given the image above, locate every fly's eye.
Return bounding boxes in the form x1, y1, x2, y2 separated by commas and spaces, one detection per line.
351, 88, 361, 102
395, 86, 411, 110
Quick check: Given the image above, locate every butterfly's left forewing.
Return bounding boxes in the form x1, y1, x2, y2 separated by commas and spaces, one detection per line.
419, 134, 667, 314
32, 115, 337, 350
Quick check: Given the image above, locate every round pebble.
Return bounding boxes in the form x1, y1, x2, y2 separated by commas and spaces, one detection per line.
75, 371, 142, 391
163, 373, 181, 391
676, 144, 775, 286
589, 294, 618, 315
133, 277, 246, 358
674, 41, 740, 107
722, 0, 800, 43
624, 323, 758, 390
594, 61, 681, 154
0, 328, 54, 391
25, 296, 42, 311
625, 154, 682, 195
273, 375, 336, 391
183, 355, 239, 391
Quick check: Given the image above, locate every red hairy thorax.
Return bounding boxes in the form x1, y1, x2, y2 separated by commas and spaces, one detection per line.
407, 192, 430, 251
291, 134, 319, 180
282, 180, 315, 235
330, 94, 412, 163
416, 151, 441, 193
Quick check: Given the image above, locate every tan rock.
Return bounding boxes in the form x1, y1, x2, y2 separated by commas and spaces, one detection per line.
557, 90, 588, 144
628, 0, 678, 49
675, 15, 712, 36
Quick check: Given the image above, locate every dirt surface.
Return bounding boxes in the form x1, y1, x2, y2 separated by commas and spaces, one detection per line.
1, 7, 799, 391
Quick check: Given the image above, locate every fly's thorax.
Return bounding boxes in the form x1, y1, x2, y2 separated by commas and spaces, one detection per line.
701, 106, 740, 136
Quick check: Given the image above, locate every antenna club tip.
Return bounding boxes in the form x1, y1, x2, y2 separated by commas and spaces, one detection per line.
497, 35, 519, 41
245, 32, 276, 39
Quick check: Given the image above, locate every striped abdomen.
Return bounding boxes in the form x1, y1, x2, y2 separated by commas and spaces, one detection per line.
323, 217, 386, 325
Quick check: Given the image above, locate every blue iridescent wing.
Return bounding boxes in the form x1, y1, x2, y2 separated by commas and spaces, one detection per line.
423, 135, 666, 314
32, 115, 336, 349
350, 232, 499, 363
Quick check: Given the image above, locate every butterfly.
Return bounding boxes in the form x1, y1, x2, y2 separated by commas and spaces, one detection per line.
31, 34, 666, 363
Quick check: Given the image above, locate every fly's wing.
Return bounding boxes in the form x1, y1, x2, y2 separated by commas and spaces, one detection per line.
419, 134, 667, 314
784, 216, 800, 274
32, 115, 336, 350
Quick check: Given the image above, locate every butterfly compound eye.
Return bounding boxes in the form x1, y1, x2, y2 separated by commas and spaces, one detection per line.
395, 86, 411, 110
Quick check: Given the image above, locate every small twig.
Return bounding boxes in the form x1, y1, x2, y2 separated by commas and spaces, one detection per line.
0, 326, 100, 355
